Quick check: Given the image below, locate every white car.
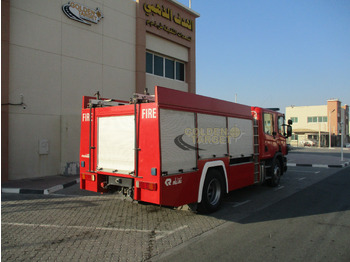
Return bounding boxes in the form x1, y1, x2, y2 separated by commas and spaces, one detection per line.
300, 139, 317, 147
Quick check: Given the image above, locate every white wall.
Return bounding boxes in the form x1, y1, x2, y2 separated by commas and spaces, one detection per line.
146, 75, 188, 94
286, 105, 328, 147
286, 105, 328, 132
146, 33, 188, 62
8, 0, 136, 179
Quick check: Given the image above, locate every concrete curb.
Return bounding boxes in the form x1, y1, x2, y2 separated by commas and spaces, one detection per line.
1, 178, 80, 195
287, 162, 349, 168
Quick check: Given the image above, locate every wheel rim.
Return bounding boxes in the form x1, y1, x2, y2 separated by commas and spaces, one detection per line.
206, 178, 221, 206
273, 165, 281, 183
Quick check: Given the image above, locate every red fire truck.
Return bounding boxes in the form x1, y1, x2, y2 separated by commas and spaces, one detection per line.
80, 86, 292, 213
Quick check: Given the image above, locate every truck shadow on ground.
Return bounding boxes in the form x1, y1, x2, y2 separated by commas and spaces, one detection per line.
211, 166, 350, 224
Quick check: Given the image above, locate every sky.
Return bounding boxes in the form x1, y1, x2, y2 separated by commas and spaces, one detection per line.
176, 0, 350, 112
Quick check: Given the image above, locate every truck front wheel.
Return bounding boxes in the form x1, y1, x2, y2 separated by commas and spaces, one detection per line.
198, 169, 224, 213
267, 159, 281, 187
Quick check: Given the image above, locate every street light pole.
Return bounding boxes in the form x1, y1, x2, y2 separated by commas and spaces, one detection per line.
329, 109, 335, 149
341, 121, 344, 161
329, 118, 331, 149
341, 109, 344, 161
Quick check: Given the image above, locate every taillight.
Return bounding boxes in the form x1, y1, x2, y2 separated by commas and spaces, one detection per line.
81, 173, 95, 181
136, 181, 157, 191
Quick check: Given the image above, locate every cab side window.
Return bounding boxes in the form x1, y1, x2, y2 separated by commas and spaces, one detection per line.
278, 116, 284, 135
263, 113, 274, 135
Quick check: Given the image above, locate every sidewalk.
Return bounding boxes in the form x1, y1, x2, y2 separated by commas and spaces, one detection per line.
1, 174, 80, 195
287, 149, 350, 168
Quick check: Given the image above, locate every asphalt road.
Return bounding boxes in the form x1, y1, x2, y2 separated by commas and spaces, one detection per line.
155, 166, 350, 262
2, 165, 350, 261
290, 147, 350, 158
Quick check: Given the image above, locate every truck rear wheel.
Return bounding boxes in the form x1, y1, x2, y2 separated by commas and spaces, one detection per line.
267, 159, 281, 187
198, 169, 224, 213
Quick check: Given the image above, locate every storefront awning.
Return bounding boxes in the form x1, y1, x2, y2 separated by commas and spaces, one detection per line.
293, 129, 328, 134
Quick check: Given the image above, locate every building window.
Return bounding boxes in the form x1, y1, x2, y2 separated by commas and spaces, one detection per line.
291, 134, 298, 140
146, 52, 153, 74
307, 116, 317, 123
318, 116, 324, 122
146, 53, 153, 74
154, 54, 163, 77
176, 61, 185, 81
146, 52, 185, 81
307, 116, 327, 123
291, 117, 298, 123
165, 58, 174, 79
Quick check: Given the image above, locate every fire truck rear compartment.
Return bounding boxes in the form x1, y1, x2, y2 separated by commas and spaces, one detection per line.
96, 114, 136, 197
97, 115, 135, 174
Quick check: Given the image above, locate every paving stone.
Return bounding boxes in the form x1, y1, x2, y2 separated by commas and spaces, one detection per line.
2, 194, 224, 261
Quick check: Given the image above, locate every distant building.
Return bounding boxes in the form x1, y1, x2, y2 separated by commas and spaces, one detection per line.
285, 99, 349, 147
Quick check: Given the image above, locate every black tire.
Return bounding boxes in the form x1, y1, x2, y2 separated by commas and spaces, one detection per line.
267, 159, 281, 187
198, 169, 224, 213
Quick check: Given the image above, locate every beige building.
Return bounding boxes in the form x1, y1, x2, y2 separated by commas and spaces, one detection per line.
286, 99, 349, 147
2, 0, 199, 181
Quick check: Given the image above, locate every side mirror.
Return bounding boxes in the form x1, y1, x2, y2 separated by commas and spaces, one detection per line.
286, 125, 292, 137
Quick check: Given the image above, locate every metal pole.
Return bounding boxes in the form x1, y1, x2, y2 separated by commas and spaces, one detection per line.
329, 113, 331, 149
329, 109, 335, 149
341, 109, 344, 161
318, 124, 321, 148
341, 122, 344, 161
134, 101, 139, 177
89, 105, 92, 172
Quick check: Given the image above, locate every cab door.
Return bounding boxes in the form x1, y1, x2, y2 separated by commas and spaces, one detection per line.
261, 112, 279, 158
276, 114, 287, 155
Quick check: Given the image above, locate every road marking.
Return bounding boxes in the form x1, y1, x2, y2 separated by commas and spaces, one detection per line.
155, 225, 189, 240
232, 200, 251, 208
312, 164, 328, 168
274, 185, 285, 191
298, 177, 306, 181
291, 170, 321, 174
2, 222, 188, 240
2, 222, 155, 233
